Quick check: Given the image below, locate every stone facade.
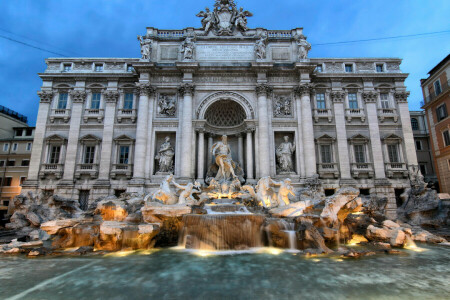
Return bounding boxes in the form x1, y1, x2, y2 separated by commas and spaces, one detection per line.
23, 0, 417, 218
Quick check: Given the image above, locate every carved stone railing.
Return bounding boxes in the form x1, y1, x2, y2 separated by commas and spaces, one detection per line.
351, 163, 374, 178
75, 164, 99, 179
313, 108, 333, 123
157, 31, 185, 38
377, 108, 398, 123
317, 163, 340, 179
345, 108, 365, 123
385, 162, 408, 178
39, 164, 64, 179
84, 109, 104, 123
50, 109, 71, 123
117, 109, 137, 123
111, 164, 133, 179
267, 31, 292, 38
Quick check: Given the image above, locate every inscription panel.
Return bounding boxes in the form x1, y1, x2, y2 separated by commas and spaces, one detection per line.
196, 44, 254, 61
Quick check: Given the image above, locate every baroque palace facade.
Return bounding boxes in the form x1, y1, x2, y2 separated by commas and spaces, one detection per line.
23, 0, 417, 217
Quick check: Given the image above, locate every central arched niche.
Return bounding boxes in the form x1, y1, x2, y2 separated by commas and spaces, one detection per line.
204, 100, 246, 127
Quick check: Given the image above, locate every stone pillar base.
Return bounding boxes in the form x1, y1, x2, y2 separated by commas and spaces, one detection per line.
372, 179, 397, 220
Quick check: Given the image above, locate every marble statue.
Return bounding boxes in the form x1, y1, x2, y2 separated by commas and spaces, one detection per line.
272, 179, 296, 207
276, 136, 296, 173
196, 7, 215, 34
255, 176, 277, 208
180, 37, 195, 60
158, 95, 176, 117
211, 135, 237, 182
172, 180, 202, 205
155, 137, 175, 173
233, 7, 252, 32
255, 35, 267, 60
296, 35, 311, 60
150, 174, 178, 205
137, 35, 152, 60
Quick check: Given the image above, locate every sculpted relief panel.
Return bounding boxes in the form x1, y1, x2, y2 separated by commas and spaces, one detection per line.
157, 94, 177, 117
273, 95, 293, 118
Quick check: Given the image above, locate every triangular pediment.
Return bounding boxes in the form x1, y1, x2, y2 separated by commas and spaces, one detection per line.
79, 134, 102, 142
315, 134, 335, 141
382, 133, 402, 141
114, 134, 134, 142
349, 134, 369, 141
45, 134, 67, 142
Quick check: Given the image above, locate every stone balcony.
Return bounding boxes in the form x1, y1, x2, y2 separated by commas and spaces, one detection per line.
351, 163, 374, 178
75, 164, 99, 179
313, 109, 333, 123
377, 108, 398, 123
50, 109, 71, 123
385, 162, 408, 178
345, 108, 365, 123
83, 109, 104, 123
317, 163, 340, 179
111, 164, 133, 179
117, 109, 137, 123
39, 163, 64, 179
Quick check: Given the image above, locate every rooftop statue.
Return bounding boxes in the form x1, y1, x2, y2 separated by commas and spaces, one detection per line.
137, 35, 152, 61
296, 34, 311, 60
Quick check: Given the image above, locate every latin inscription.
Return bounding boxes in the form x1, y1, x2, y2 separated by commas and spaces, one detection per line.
196, 44, 254, 61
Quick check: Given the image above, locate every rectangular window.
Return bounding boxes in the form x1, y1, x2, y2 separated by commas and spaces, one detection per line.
12, 143, 18, 152
84, 146, 96, 164
119, 146, 130, 164
21, 160, 30, 167
26, 129, 33, 136
436, 104, 448, 122
320, 145, 332, 163
380, 93, 389, 109
57, 93, 68, 109
0, 161, 4, 167
0, 178, 2, 186
123, 93, 133, 109
5, 177, 12, 186
434, 80, 442, 95
316, 93, 326, 109
415, 140, 423, 151
7, 160, 15, 167
443, 130, 450, 147
354, 145, 366, 163
419, 164, 427, 175
376, 64, 384, 72
411, 118, 419, 130
15, 129, 23, 137
316, 65, 323, 72
345, 64, 353, 72
20, 177, 26, 186
26, 143, 32, 151
387, 144, 400, 163
95, 64, 103, 72
49, 146, 61, 164
348, 93, 358, 109
63, 64, 71, 72
91, 93, 101, 109
3, 143, 9, 152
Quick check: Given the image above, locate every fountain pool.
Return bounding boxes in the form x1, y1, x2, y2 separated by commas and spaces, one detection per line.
1, 245, 449, 300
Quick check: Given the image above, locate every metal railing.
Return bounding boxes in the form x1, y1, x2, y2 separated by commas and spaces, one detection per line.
424, 80, 450, 105
0, 105, 28, 123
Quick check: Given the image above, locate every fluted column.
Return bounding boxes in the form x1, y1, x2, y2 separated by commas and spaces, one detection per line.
295, 84, 316, 177
207, 134, 214, 167
27, 91, 53, 182
62, 90, 87, 181
145, 91, 157, 179
179, 83, 195, 179
197, 129, 205, 180
363, 91, 386, 178
330, 91, 351, 179
98, 91, 119, 180
132, 83, 155, 182
395, 91, 418, 167
294, 91, 305, 177
246, 129, 254, 180
256, 84, 272, 177
237, 133, 244, 168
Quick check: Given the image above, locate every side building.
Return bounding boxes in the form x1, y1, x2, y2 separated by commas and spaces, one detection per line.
421, 54, 450, 193
0, 105, 34, 221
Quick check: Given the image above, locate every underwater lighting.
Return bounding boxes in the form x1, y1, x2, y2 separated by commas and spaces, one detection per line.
404, 245, 427, 253
105, 250, 137, 257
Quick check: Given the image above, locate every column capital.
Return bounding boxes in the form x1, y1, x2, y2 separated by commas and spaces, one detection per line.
196, 128, 205, 134
136, 82, 156, 96
178, 83, 195, 96
362, 91, 378, 103
70, 90, 87, 103
394, 91, 410, 103
103, 90, 120, 103
330, 91, 346, 103
37, 90, 54, 103
255, 84, 273, 96
294, 83, 314, 97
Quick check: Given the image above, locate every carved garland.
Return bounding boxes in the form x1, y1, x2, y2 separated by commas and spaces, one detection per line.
197, 91, 255, 119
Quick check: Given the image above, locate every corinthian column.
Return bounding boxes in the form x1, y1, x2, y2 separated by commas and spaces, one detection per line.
330, 91, 351, 179
295, 83, 316, 177
62, 90, 87, 181
197, 129, 205, 180
395, 91, 418, 167
256, 84, 273, 178
132, 83, 155, 183
246, 129, 254, 180
179, 83, 195, 179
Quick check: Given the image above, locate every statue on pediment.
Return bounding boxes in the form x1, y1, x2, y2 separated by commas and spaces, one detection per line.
137, 35, 152, 60
196, 7, 215, 34
296, 34, 311, 60
255, 34, 267, 60
234, 7, 253, 32
180, 36, 195, 60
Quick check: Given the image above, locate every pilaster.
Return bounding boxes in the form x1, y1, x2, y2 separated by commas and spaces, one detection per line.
256, 83, 272, 177
246, 129, 254, 180
179, 83, 195, 179
197, 129, 205, 181
395, 91, 418, 167
294, 92, 305, 177
330, 91, 351, 179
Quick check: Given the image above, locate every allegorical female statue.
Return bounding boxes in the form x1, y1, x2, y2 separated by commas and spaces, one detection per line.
276, 136, 296, 173
211, 135, 237, 182
155, 136, 174, 173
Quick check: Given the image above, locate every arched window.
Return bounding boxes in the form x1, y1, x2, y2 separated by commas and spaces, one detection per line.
411, 118, 419, 131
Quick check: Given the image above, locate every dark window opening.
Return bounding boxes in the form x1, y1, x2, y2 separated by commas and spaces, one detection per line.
359, 188, 370, 196
7, 160, 15, 167
4, 177, 12, 186
115, 189, 126, 198
395, 188, 405, 207
324, 189, 335, 196
79, 190, 90, 211
21, 160, 30, 167
3, 200, 9, 207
